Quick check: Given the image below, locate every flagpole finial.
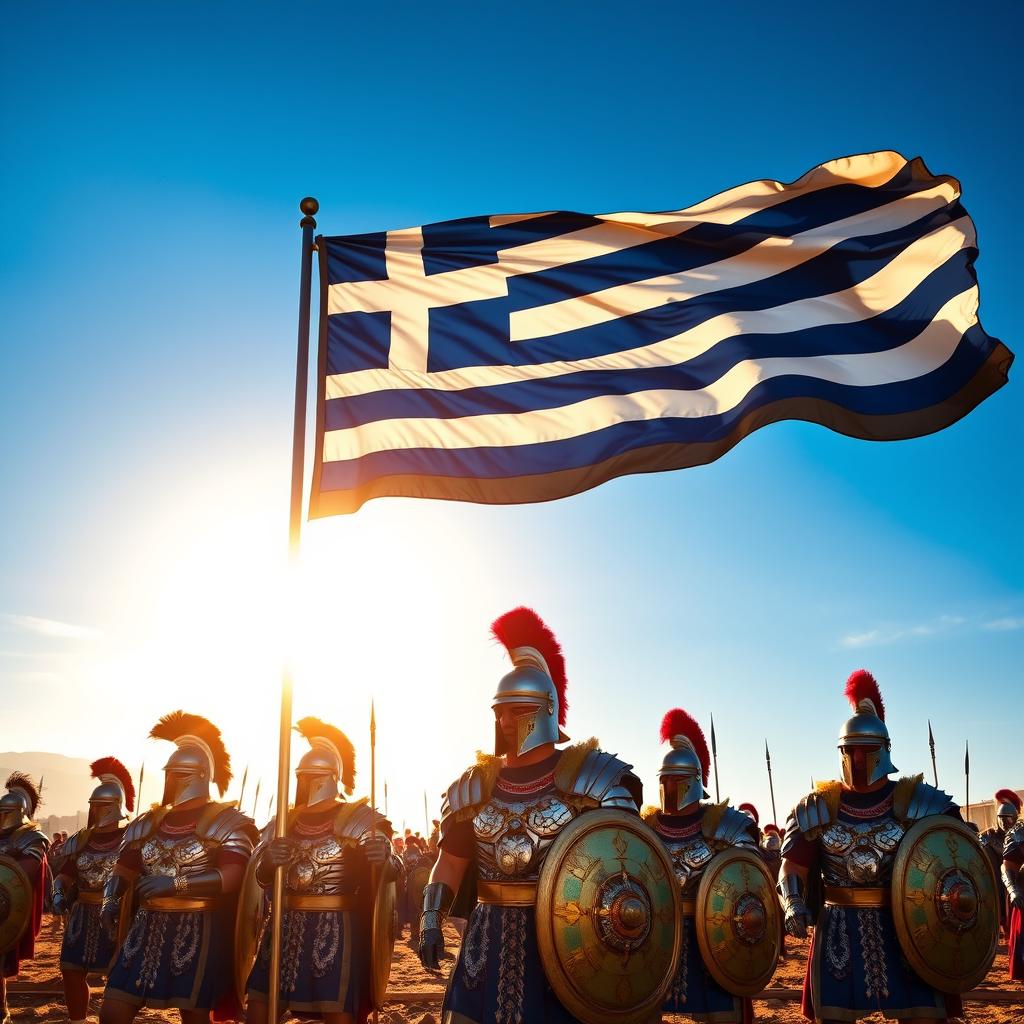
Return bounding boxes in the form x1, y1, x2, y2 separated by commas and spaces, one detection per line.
300, 197, 319, 228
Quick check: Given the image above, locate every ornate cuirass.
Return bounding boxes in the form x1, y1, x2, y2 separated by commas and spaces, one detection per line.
655, 821, 715, 896
819, 810, 905, 886
472, 787, 575, 881
77, 846, 121, 890
141, 833, 214, 877
286, 831, 353, 895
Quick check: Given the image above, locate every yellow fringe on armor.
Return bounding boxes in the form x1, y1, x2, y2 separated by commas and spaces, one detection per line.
553, 738, 599, 793
641, 805, 660, 825
701, 800, 730, 838
893, 773, 924, 821
814, 779, 844, 822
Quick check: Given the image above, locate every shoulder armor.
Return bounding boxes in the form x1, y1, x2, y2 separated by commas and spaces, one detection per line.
1003, 821, 1024, 859
10, 825, 48, 860
122, 809, 159, 846
557, 746, 634, 807
336, 799, 391, 840
980, 828, 1001, 850
61, 828, 90, 859
793, 786, 838, 837
895, 777, 956, 823
198, 803, 259, 854
440, 761, 500, 835
710, 805, 759, 847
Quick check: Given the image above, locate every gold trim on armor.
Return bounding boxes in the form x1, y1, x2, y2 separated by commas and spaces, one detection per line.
285, 893, 358, 911
139, 896, 219, 912
76, 891, 104, 905
476, 881, 538, 906
823, 886, 888, 907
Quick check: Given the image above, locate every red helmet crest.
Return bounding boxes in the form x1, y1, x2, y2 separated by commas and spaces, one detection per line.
738, 802, 759, 825
491, 607, 567, 725
995, 788, 1023, 812
844, 669, 885, 720
90, 757, 135, 812
659, 708, 710, 784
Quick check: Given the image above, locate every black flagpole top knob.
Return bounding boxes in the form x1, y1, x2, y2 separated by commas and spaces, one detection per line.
300, 197, 319, 216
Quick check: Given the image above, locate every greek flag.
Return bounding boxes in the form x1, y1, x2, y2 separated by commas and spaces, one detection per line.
311, 151, 1012, 516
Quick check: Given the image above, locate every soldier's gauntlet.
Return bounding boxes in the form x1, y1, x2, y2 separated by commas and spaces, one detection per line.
1002, 864, 1024, 908
51, 875, 75, 914
101, 872, 128, 933
780, 872, 812, 935
420, 881, 454, 934
171, 870, 224, 898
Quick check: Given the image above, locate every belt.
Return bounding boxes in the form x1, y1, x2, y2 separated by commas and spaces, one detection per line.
477, 881, 538, 906
140, 896, 219, 912
824, 886, 888, 908
76, 892, 104, 906
680, 898, 697, 917
286, 894, 357, 912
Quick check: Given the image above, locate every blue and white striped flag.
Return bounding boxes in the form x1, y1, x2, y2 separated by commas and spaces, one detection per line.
311, 151, 1011, 516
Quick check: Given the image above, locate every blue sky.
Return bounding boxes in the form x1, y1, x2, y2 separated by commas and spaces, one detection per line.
1, 3, 1020, 825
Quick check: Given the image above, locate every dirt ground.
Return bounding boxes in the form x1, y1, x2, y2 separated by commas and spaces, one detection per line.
8, 916, 1023, 1023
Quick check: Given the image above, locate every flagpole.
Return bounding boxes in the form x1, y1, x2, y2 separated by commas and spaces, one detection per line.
268, 195, 318, 1024
370, 701, 378, 1024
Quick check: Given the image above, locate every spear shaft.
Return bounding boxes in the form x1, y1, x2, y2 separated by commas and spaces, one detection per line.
964, 740, 971, 826
252, 779, 262, 819
370, 701, 378, 1024
424, 790, 429, 834
238, 765, 249, 811
710, 714, 720, 802
136, 764, 145, 819
928, 721, 938, 787
765, 740, 777, 824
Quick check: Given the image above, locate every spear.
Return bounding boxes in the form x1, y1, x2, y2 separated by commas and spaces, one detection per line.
268, 793, 275, 818
710, 713, 720, 802
370, 701, 378, 1024
252, 779, 262, 819
384, 780, 389, 817
424, 790, 429, 834
237, 765, 249, 811
765, 740, 777, 825
136, 763, 145, 818
964, 740, 971, 826
928, 721, 938, 787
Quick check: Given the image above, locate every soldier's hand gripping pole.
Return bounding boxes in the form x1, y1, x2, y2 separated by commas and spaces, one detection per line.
780, 870, 813, 939
419, 882, 454, 969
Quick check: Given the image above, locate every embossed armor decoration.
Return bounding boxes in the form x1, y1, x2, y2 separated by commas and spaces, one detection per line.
695, 847, 781, 995
890, 816, 998, 992
0, 857, 32, 954
535, 809, 679, 1024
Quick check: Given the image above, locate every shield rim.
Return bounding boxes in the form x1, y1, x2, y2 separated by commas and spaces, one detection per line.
535, 807, 682, 1024
890, 815, 999, 994
370, 875, 396, 1009
234, 854, 264, 1005
694, 846, 782, 997
0, 854, 32, 955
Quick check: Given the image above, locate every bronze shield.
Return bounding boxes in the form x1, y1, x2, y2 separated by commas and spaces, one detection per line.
370, 874, 397, 1009
0, 855, 32, 955
694, 847, 782, 996
234, 856, 266, 1004
890, 815, 999, 993
535, 808, 681, 1024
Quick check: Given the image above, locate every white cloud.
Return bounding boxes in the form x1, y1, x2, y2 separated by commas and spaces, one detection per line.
0, 614, 99, 641
984, 617, 1024, 632
839, 614, 965, 649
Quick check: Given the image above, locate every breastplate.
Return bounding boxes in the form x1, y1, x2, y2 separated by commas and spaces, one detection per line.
141, 833, 214, 877
820, 813, 905, 886
286, 832, 350, 894
473, 791, 574, 881
77, 847, 120, 890
658, 831, 715, 895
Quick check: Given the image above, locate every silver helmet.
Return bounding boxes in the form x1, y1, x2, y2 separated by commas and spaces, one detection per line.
658, 709, 710, 812
762, 825, 782, 853
150, 711, 232, 808
490, 608, 569, 757
294, 717, 355, 807
87, 757, 134, 828
0, 772, 40, 832
995, 789, 1022, 830
839, 670, 897, 788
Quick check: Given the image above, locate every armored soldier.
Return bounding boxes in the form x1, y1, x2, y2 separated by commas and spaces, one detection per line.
246, 717, 395, 1024
738, 802, 762, 845
98, 711, 257, 1024
779, 670, 963, 1023
0, 773, 49, 1024
982, 789, 1021, 934
649, 709, 759, 1022
54, 758, 136, 1024
417, 607, 642, 1024
760, 823, 786, 958
1002, 818, 1024, 980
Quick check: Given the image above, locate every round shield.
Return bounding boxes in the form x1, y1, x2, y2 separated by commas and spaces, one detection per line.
535, 808, 681, 1024
0, 855, 32, 954
890, 815, 999, 993
694, 847, 782, 996
234, 855, 266, 1004
370, 875, 397, 1009
406, 863, 432, 924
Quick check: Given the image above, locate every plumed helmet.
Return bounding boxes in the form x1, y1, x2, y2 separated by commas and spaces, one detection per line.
151, 710, 232, 807
995, 788, 1022, 826
762, 822, 782, 851
491, 607, 569, 757
294, 717, 356, 807
738, 802, 760, 825
0, 772, 40, 830
838, 670, 897, 786
88, 757, 134, 828
659, 708, 710, 811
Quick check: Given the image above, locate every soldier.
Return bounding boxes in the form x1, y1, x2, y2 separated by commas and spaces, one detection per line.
99, 711, 257, 1024
0, 773, 49, 1024
1002, 807, 1024, 979
54, 758, 136, 1024
759, 823, 786, 959
779, 670, 963, 1023
739, 802, 763, 845
417, 606, 642, 1023
982, 789, 1021, 935
245, 717, 396, 1024
650, 709, 760, 1022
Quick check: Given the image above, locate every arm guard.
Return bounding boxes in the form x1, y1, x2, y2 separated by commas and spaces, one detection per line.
101, 870, 129, 916
51, 874, 76, 913
420, 880, 454, 934
1002, 863, 1024, 905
